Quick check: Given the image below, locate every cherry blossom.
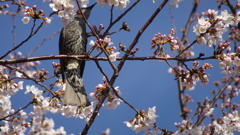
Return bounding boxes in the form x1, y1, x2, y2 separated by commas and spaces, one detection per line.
96, 0, 130, 9
22, 16, 30, 24
124, 106, 159, 134
211, 110, 240, 134
109, 52, 120, 62
100, 128, 110, 135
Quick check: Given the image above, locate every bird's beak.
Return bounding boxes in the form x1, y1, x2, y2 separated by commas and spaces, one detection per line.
88, 3, 97, 9
76, 3, 96, 15
80, 3, 96, 10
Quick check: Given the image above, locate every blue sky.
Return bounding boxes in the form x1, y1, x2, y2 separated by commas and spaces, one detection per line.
0, 0, 236, 134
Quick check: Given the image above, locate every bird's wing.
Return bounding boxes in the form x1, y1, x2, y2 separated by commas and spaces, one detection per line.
59, 28, 66, 81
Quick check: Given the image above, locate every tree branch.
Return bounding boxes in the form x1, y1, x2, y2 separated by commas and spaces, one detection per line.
0, 55, 216, 65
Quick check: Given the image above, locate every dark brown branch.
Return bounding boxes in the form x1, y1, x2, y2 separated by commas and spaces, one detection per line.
0, 55, 216, 65
81, 2, 147, 133
110, 5, 114, 24
81, 88, 109, 135
81, 60, 114, 135
84, 2, 171, 132
226, 0, 236, 15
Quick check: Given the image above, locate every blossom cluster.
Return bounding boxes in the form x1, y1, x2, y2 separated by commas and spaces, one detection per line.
0, 65, 24, 119
0, 57, 95, 134
9, 53, 41, 79
0, 49, 121, 134
104, 86, 122, 109
169, 61, 213, 90
193, 9, 240, 47
174, 110, 240, 135
153, 0, 183, 8
0, 110, 30, 134
48, 0, 77, 24
90, 80, 122, 109
19, 0, 132, 24
0, 83, 93, 134
0, 64, 67, 134
22, 5, 51, 24
173, 125, 206, 135
210, 110, 240, 134
26, 82, 94, 119
0, 68, 24, 97
124, 106, 161, 134
217, 47, 240, 75
89, 36, 120, 62
0, 52, 36, 93
28, 117, 66, 135
151, 29, 178, 57
1, 0, 26, 15
0, 3, 9, 14
21, 0, 89, 25
97, 0, 130, 9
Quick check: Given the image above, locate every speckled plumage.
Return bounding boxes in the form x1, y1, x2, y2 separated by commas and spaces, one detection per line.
59, 5, 94, 107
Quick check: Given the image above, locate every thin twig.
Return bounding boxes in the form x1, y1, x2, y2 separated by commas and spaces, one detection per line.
102, 0, 141, 38
175, 40, 197, 58
0, 18, 36, 59
94, 59, 110, 81
0, 101, 33, 121
112, 87, 139, 114
110, 5, 114, 24
11, 15, 17, 53
26, 31, 60, 57
0, 12, 56, 60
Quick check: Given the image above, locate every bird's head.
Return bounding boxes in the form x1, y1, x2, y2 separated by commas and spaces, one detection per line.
75, 3, 96, 19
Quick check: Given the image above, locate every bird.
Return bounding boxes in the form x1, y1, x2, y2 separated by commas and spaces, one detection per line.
59, 4, 95, 107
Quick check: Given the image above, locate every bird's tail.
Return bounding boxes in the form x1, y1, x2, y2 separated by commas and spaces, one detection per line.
63, 66, 91, 107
